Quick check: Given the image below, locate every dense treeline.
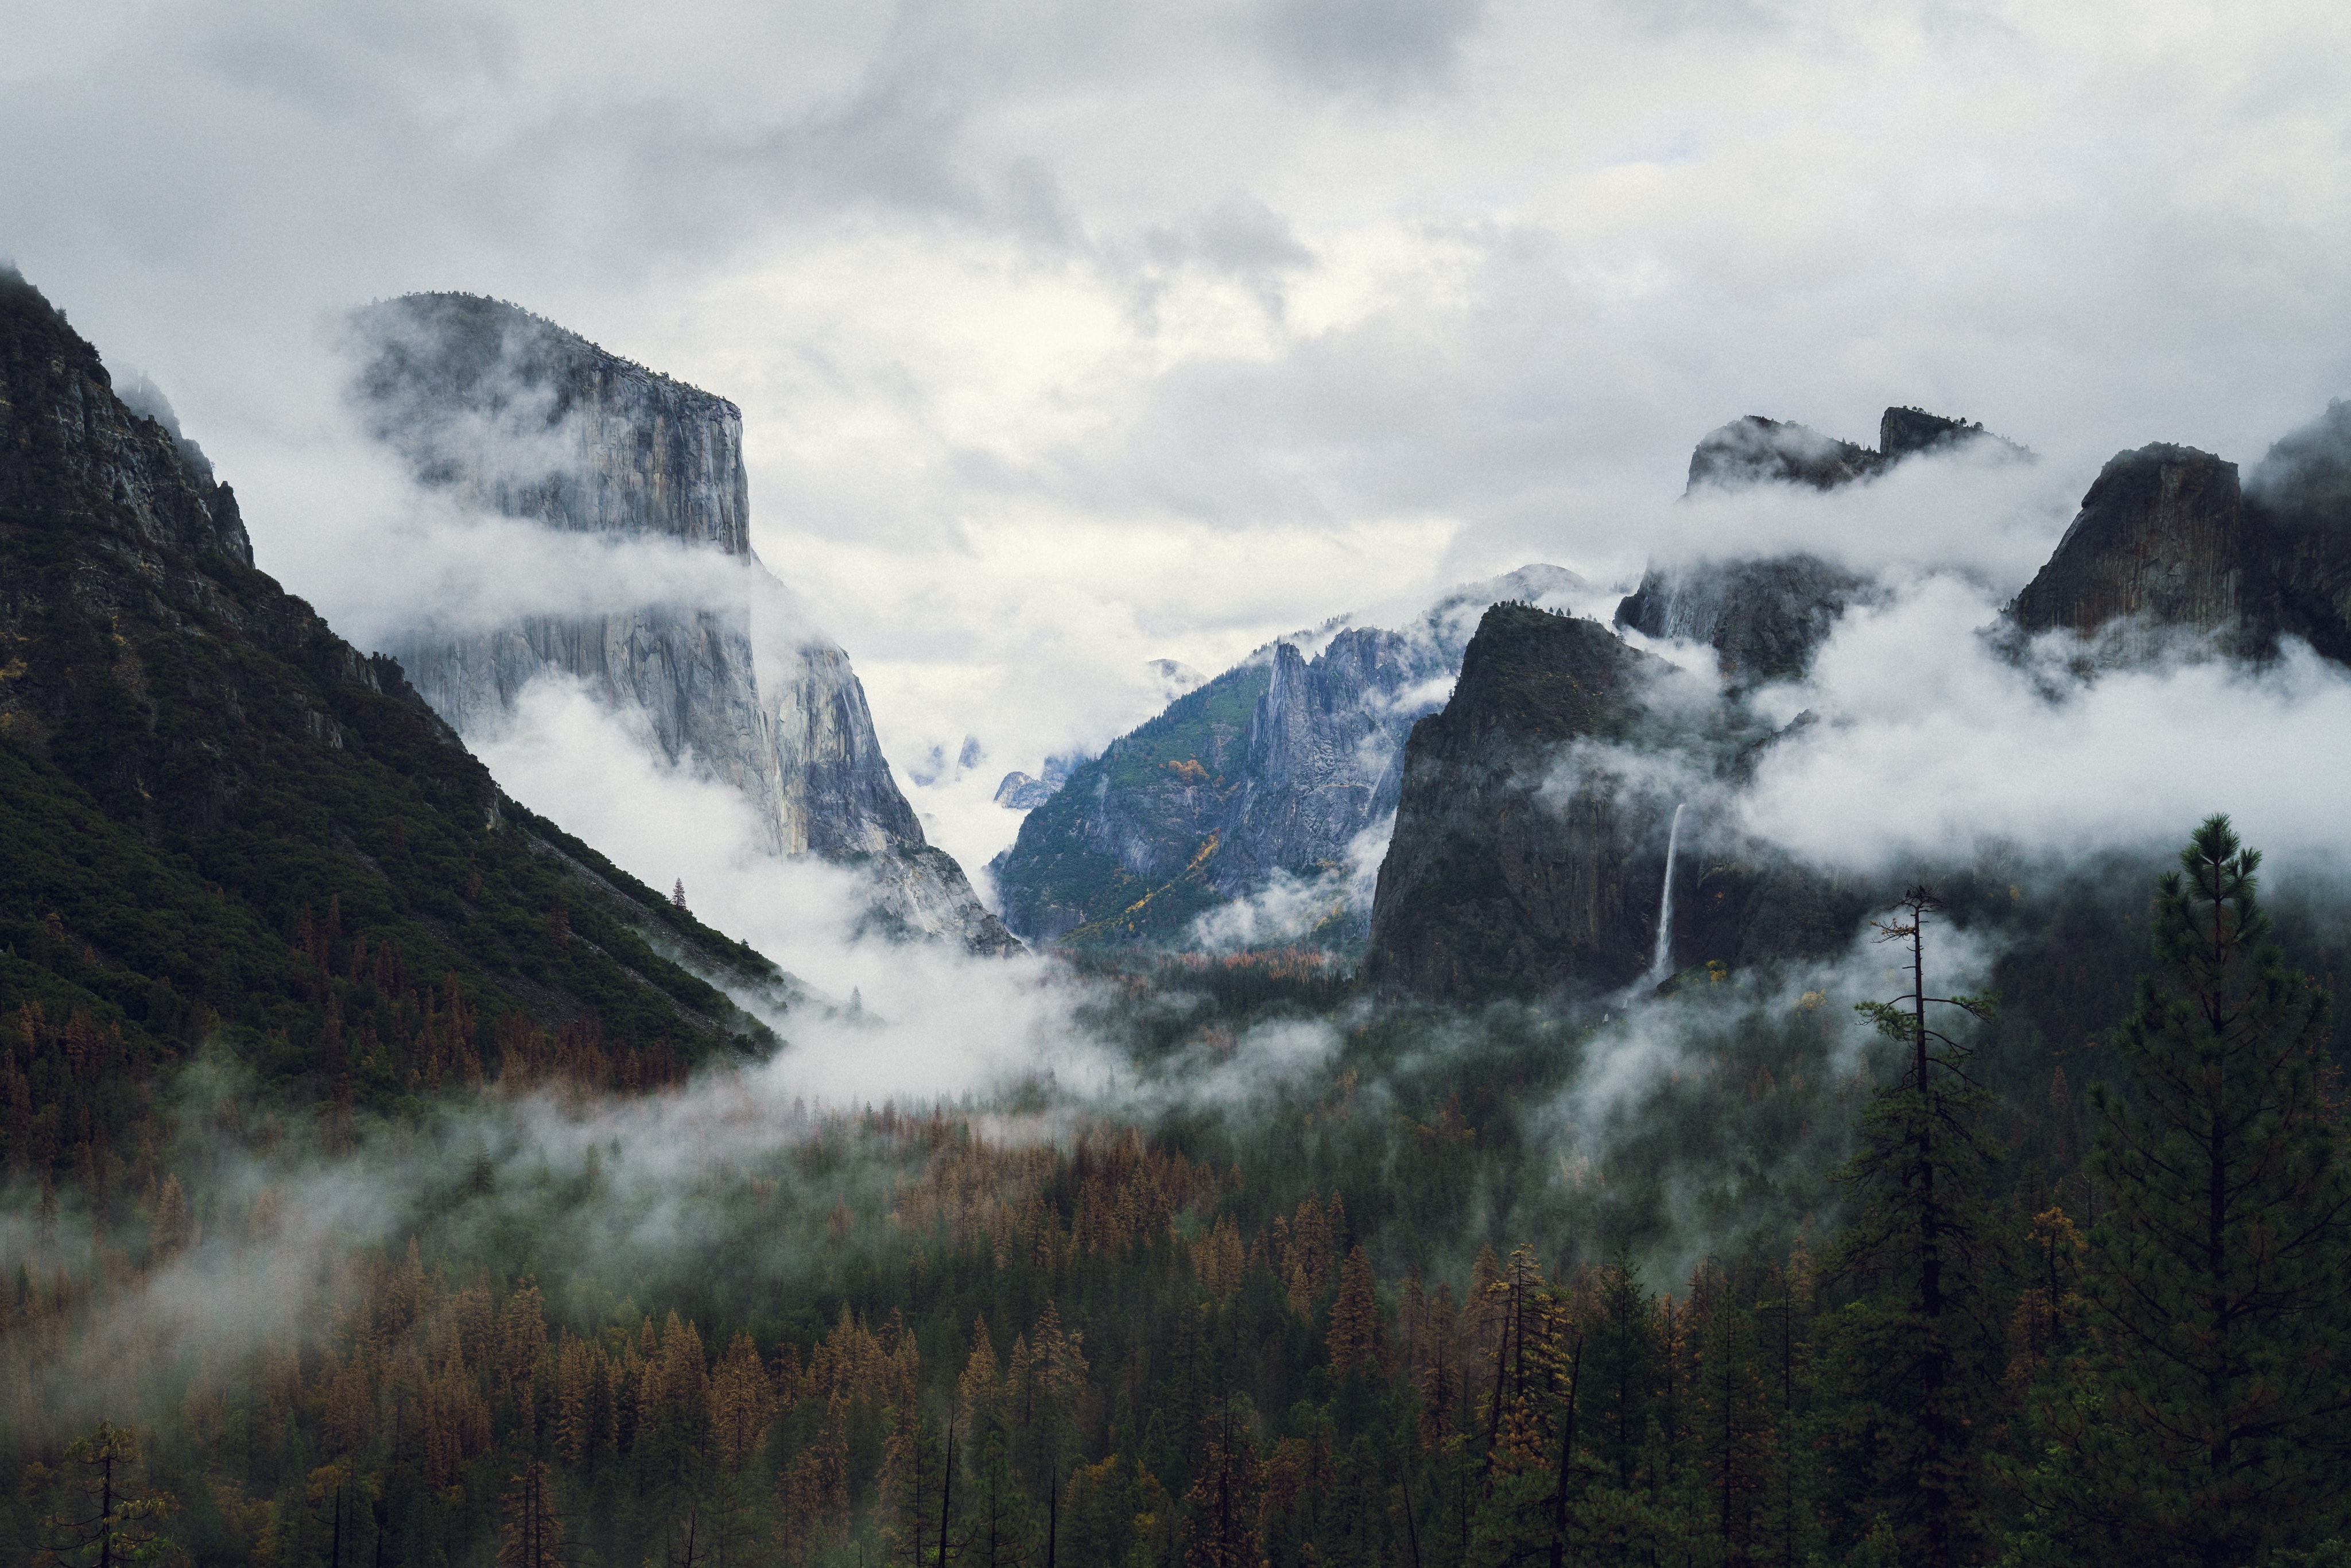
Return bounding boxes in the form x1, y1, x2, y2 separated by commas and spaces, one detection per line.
7, 819, 2351, 1566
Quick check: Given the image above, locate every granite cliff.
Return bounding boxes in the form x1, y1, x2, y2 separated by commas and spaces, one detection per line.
2005, 405, 2351, 666
989, 566, 1584, 947
348, 294, 1017, 954
1360, 606, 1860, 1002
1365, 402, 2351, 1006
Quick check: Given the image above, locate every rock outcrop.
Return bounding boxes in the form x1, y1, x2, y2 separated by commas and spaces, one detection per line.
1361, 604, 1864, 1002
1623, 406, 2026, 680
1218, 628, 1421, 886
1364, 608, 1671, 998
348, 294, 1018, 954
2004, 444, 2256, 659
1614, 554, 1881, 682
1685, 415, 1879, 493
994, 772, 1057, 809
2245, 401, 2351, 665
990, 565, 1583, 947
2005, 407, 2351, 666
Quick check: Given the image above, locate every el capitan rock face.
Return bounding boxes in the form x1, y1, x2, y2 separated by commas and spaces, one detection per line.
0, 269, 789, 1064
348, 293, 1017, 954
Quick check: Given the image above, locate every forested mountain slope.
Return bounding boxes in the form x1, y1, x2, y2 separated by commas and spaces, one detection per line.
0, 269, 793, 1174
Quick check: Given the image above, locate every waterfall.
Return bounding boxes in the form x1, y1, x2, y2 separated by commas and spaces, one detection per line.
1649, 802, 1686, 986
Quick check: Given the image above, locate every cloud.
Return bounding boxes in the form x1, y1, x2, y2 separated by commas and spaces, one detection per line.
1737, 575, 2351, 876
464, 675, 1103, 1102
1259, 0, 1490, 93
1188, 816, 1396, 952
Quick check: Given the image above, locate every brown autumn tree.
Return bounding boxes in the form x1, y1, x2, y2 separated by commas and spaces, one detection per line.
1326, 1245, 1381, 1375
710, 1331, 777, 1468
498, 1460, 566, 1568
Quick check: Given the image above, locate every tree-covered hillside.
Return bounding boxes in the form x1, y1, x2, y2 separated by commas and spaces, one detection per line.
990, 662, 1272, 946
0, 268, 793, 1182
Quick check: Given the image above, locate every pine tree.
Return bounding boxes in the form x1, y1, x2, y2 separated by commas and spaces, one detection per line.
709, 1332, 776, 1469
2023, 817, 2351, 1566
959, 1317, 1002, 1444
1326, 1245, 1380, 1375
32, 1421, 179, 1567
1692, 1286, 1771, 1562
1182, 1396, 1262, 1568
498, 1461, 566, 1568
1584, 1255, 1657, 1494
1824, 885, 1997, 1568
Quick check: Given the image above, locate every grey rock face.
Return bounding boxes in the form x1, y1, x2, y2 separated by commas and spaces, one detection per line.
2003, 412, 2351, 668
2004, 444, 2255, 660
994, 772, 1057, 810
1218, 628, 1425, 891
1363, 605, 1864, 1002
1614, 555, 1882, 682
1364, 609, 1670, 999
349, 293, 1017, 954
1685, 415, 1879, 493
2240, 401, 2351, 666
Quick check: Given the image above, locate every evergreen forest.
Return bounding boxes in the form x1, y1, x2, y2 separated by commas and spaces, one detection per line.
9, 815, 2351, 1568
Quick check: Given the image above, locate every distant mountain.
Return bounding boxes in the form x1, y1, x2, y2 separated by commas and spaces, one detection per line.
346, 293, 1018, 955
1619, 406, 2029, 681
992, 772, 1060, 810
0, 270, 792, 1155
988, 565, 1585, 948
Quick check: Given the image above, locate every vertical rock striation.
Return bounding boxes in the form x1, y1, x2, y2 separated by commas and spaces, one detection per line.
349, 293, 1017, 954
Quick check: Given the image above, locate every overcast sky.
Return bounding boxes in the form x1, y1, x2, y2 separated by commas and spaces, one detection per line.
8, 0, 2350, 875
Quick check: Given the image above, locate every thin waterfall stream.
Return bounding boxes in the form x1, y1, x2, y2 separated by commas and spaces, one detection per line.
1649, 802, 1686, 987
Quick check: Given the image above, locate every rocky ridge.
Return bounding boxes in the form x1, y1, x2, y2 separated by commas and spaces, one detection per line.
1364, 399, 2351, 1004
2005, 403, 2351, 666
1361, 606, 1860, 1001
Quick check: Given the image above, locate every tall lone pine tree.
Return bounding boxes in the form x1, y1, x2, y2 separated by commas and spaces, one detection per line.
2023, 816, 2351, 1567
1829, 886, 1997, 1568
